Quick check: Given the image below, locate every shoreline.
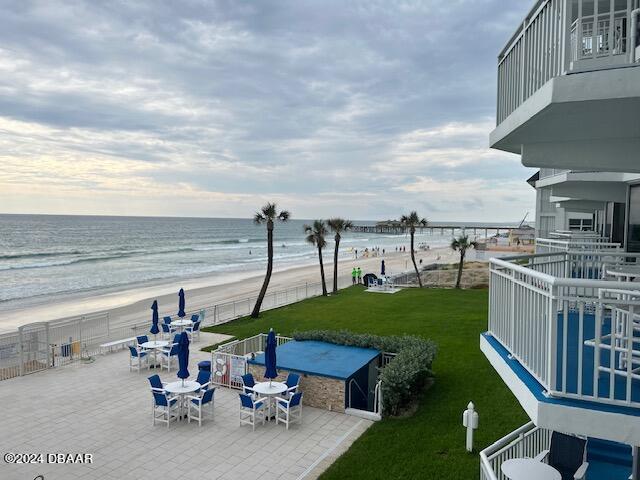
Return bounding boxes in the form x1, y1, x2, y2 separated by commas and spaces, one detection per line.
0, 246, 460, 333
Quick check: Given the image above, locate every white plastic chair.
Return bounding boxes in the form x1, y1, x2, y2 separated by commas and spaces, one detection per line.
128, 345, 148, 373
151, 390, 179, 428
187, 387, 216, 427
239, 393, 267, 431
275, 392, 303, 430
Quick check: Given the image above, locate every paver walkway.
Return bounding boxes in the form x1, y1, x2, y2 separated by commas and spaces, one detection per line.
0, 333, 371, 480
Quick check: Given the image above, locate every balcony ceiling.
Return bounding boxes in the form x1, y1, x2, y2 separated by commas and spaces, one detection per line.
549, 198, 606, 213
490, 66, 640, 172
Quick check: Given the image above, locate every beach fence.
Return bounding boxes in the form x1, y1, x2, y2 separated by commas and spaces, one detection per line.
0, 279, 343, 382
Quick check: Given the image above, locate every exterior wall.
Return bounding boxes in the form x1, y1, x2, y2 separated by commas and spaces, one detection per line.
247, 364, 346, 413
535, 184, 597, 237
536, 186, 559, 238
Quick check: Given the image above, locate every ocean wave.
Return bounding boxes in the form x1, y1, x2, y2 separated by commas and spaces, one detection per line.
0, 249, 86, 260
0, 252, 141, 271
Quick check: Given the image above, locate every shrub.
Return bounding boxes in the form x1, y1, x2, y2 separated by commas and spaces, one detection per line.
291, 330, 437, 416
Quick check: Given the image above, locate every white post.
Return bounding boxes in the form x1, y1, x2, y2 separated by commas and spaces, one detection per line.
462, 401, 479, 452
633, 446, 639, 480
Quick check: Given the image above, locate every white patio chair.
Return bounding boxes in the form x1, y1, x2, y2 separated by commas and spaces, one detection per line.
151, 390, 179, 428
275, 392, 303, 430
128, 345, 148, 373
239, 393, 267, 431
186, 387, 216, 427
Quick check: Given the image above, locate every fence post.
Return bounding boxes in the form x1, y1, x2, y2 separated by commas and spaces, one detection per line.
18, 326, 24, 377
306, 282, 308, 298
79, 316, 84, 359
547, 284, 558, 393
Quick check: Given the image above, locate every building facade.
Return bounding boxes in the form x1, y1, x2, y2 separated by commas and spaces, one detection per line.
481, 1, 640, 479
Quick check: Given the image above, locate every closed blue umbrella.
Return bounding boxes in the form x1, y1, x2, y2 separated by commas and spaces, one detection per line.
381, 260, 386, 276
177, 331, 190, 385
264, 329, 278, 386
178, 288, 186, 318
150, 300, 159, 336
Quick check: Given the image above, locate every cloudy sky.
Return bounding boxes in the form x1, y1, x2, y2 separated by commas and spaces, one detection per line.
0, 0, 536, 222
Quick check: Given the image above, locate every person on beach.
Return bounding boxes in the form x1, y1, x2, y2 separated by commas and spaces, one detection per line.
355, 249, 358, 259
352, 267, 357, 285
357, 267, 362, 284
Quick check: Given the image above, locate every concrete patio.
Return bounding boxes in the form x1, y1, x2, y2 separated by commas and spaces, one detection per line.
0, 332, 372, 480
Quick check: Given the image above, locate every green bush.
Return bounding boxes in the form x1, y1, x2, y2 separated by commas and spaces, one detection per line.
291, 330, 437, 416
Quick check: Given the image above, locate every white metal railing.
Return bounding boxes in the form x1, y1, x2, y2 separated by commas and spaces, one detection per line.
488, 250, 640, 408
496, 0, 638, 124
0, 277, 341, 382
480, 422, 553, 480
536, 237, 622, 254
373, 380, 383, 416
211, 334, 293, 389
548, 230, 606, 239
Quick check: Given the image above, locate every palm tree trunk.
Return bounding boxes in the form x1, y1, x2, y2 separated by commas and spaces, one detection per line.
318, 246, 327, 295
251, 221, 273, 317
410, 228, 423, 287
332, 234, 340, 294
455, 249, 465, 289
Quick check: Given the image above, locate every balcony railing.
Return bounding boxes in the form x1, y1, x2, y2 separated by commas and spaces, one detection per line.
536, 236, 622, 254
480, 422, 553, 480
497, 0, 639, 124
488, 250, 640, 408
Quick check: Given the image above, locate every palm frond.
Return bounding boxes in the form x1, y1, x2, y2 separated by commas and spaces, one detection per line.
253, 212, 265, 224
261, 202, 277, 219
278, 210, 291, 222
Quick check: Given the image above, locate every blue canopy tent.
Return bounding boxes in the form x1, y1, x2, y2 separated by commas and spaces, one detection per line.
178, 288, 186, 318
177, 332, 190, 386
264, 329, 278, 386
150, 300, 160, 338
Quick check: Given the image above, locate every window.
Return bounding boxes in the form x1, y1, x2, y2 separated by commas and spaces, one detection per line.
627, 186, 640, 252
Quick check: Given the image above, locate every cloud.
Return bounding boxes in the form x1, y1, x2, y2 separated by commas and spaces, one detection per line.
0, 0, 536, 221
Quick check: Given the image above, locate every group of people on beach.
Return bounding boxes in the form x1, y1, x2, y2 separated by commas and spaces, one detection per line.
351, 267, 362, 285
354, 244, 428, 259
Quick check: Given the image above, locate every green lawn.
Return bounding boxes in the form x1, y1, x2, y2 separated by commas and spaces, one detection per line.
203, 286, 527, 479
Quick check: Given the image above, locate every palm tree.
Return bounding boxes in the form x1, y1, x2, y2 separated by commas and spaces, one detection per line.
304, 220, 329, 296
327, 218, 353, 294
451, 234, 477, 289
251, 203, 290, 318
400, 211, 428, 287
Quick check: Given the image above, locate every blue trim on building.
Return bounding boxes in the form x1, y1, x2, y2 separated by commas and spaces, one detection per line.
482, 332, 640, 417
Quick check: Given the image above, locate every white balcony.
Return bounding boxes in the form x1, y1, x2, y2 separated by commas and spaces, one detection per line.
491, 0, 640, 173
536, 234, 622, 253
482, 249, 640, 444
496, 0, 640, 124
480, 422, 633, 480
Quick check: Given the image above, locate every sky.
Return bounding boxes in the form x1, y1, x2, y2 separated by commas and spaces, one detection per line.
0, 0, 536, 222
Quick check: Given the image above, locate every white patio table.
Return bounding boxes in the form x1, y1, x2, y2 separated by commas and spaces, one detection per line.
140, 340, 169, 369
171, 319, 192, 332
501, 458, 561, 480
165, 380, 201, 420
606, 265, 640, 281
252, 381, 287, 420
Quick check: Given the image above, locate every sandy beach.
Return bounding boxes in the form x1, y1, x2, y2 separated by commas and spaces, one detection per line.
0, 246, 458, 333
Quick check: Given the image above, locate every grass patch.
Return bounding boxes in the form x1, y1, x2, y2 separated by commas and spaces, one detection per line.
203, 286, 527, 479
200, 337, 236, 353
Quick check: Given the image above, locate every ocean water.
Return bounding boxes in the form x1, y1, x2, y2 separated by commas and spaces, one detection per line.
0, 214, 508, 307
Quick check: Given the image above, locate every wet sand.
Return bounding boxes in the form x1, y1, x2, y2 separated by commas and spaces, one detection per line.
0, 247, 458, 333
